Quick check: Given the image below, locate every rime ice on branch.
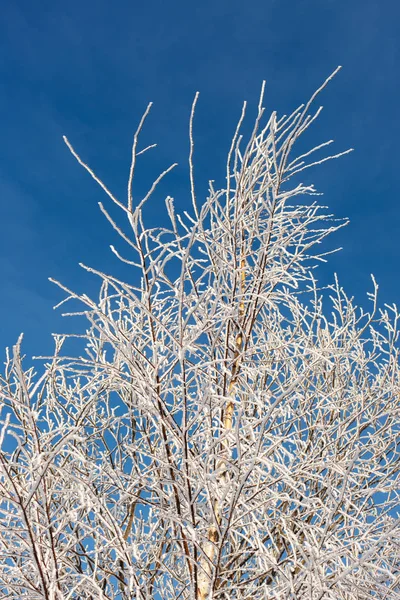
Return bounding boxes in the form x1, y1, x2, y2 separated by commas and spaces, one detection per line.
0, 68, 399, 600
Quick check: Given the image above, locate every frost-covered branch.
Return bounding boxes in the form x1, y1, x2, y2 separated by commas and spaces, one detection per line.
0, 68, 399, 600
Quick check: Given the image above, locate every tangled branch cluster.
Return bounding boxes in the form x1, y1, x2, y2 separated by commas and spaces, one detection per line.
0, 68, 399, 599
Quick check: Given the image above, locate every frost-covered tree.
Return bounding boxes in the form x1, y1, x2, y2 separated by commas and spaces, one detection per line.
0, 67, 399, 600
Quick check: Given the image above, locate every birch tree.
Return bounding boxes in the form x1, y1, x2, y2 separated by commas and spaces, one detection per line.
0, 67, 399, 600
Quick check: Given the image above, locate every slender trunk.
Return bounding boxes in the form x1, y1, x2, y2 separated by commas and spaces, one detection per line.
197, 255, 246, 599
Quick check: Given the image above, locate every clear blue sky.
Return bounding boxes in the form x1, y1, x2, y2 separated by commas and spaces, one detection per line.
0, 0, 399, 359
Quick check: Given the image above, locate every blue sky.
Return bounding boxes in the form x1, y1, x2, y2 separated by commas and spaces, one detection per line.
0, 0, 399, 359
